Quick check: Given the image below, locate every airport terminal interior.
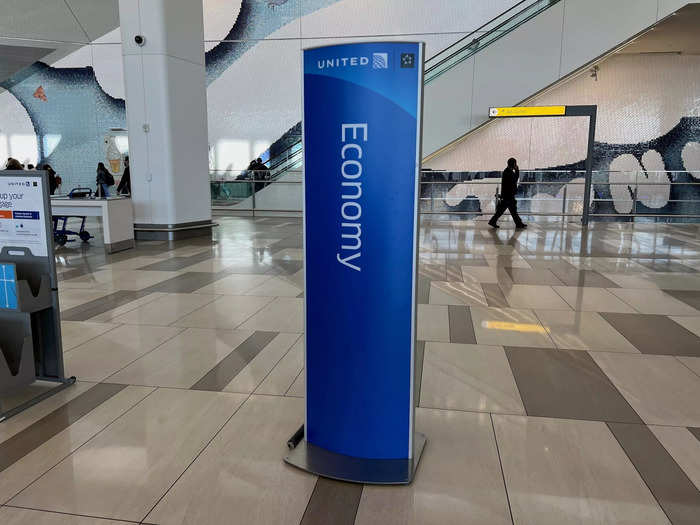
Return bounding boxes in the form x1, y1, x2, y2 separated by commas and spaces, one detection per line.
1, 1, 700, 524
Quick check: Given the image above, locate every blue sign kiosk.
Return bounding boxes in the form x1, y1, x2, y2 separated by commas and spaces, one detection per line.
285, 41, 426, 484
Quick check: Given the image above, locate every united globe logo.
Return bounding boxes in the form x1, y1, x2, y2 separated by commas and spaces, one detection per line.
372, 53, 388, 69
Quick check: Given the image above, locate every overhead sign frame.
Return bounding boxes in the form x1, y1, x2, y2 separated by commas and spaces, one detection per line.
488, 104, 598, 226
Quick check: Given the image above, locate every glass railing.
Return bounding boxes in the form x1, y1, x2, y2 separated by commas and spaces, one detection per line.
420, 170, 700, 222
210, 169, 700, 222
424, 0, 562, 83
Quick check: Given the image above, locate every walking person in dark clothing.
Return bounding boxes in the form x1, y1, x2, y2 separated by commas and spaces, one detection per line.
488, 157, 527, 229
96, 162, 114, 198
117, 156, 131, 195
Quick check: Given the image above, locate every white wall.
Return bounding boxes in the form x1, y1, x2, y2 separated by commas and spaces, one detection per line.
422, 0, 698, 156
426, 54, 700, 172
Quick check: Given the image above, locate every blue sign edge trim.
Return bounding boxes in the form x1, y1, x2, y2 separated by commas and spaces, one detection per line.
300, 41, 425, 460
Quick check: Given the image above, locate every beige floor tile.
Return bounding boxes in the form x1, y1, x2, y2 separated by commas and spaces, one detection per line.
286, 370, 305, 397
429, 281, 488, 306
108, 329, 254, 388
553, 286, 637, 313
57, 289, 113, 310
460, 266, 511, 284
609, 288, 700, 315
243, 276, 302, 297
470, 307, 554, 348
88, 292, 168, 322
60, 269, 178, 291
649, 426, 700, 491
63, 325, 183, 382
485, 254, 532, 269
417, 304, 450, 342
0, 386, 154, 503
237, 297, 304, 333
493, 415, 670, 525
272, 248, 303, 260
499, 284, 572, 310
420, 343, 524, 414
224, 333, 302, 394
0, 382, 94, 442
145, 395, 315, 525
10, 389, 247, 522
603, 272, 700, 290
173, 295, 274, 330
356, 409, 512, 525
255, 338, 304, 395
671, 316, 700, 338
534, 310, 639, 352
592, 353, 700, 426
678, 357, 700, 377
61, 321, 120, 352
193, 273, 272, 295
110, 293, 218, 326
0, 507, 131, 524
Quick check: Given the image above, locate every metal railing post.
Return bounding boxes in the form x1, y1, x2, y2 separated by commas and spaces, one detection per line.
431, 181, 435, 212
561, 185, 567, 223
251, 178, 256, 217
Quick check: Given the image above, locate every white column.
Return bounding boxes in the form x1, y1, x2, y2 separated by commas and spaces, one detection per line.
118, 0, 212, 239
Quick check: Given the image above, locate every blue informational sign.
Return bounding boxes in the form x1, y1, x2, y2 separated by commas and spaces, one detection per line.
0, 263, 18, 310
303, 42, 423, 461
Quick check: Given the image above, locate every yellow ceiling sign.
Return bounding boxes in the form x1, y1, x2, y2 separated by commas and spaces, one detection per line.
489, 106, 566, 117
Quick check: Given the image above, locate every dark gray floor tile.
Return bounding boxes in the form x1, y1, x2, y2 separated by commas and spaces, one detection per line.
136, 250, 213, 271
60, 290, 150, 321
190, 331, 278, 391
550, 268, 621, 288
481, 283, 509, 308
688, 427, 700, 442
663, 290, 700, 311
608, 422, 700, 525
504, 347, 642, 423
448, 305, 477, 344
414, 340, 425, 408
0, 383, 126, 473
300, 478, 362, 525
601, 313, 700, 357
416, 276, 431, 304
141, 271, 230, 294
504, 267, 565, 285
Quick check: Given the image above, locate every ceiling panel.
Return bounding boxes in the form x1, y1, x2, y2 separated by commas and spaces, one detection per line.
0, 43, 55, 84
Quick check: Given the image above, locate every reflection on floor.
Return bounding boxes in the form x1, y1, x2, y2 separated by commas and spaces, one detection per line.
1, 215, 700, 524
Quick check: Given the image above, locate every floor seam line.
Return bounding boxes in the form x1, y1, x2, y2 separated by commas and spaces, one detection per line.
490, 413, 515, 525
138, 390, 255, 523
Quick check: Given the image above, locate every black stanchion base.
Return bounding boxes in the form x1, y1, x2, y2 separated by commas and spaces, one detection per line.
0, 376, 76, 423
285, 432, 426, 485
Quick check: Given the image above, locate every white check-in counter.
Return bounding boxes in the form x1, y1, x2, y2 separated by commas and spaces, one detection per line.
50, 196, 135, 253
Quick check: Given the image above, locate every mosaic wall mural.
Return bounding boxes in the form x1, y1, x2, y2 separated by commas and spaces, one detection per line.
425, 54, 700, 222
1, 0, 517, 190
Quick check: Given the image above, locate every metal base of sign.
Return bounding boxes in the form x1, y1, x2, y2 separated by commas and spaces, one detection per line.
285, 433, 426, 485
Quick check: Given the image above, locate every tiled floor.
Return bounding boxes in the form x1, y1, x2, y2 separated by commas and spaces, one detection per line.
1, 216, 700, 524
